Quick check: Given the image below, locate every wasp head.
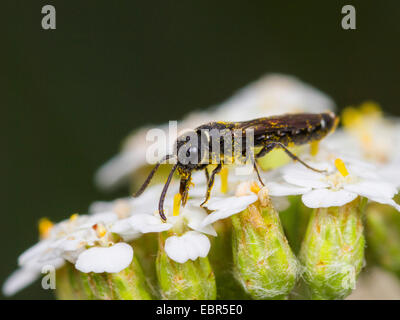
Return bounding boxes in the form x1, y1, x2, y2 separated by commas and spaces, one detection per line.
173, 129, 210, 174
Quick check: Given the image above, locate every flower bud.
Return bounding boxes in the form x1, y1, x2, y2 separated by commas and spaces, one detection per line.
365, 202, 400, 277
56, 263, 85, 300
299, 197, 366, 300
130, 234, 159, 296
208, 220, 250, 299
56, 257, 153, 300
231, 196, 299, 299
156, 231, 217, 300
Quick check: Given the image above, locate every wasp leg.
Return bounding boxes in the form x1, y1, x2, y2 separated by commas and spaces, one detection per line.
158, 163, 178, 222
200, 163, 222, 207
133, 154, 174, 197
249, 149, 266, 186
205, 166, 210, 185
179, 173, 192, 207
273, 142, 326, 173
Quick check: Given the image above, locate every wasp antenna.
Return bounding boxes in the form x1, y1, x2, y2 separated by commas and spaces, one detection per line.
133, 154, 174, 198
158, 163, 179, 222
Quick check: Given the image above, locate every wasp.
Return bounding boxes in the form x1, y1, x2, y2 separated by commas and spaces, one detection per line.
134, 112, 338, 221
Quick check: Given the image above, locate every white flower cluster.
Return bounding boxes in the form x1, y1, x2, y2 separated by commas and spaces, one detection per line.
4, 74, 400, 297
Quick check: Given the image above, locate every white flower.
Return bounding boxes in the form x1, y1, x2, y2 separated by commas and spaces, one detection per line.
213, 73, 335, 122
2, 256, 64, 297
109, 191, 217, 263
201, 179, 303, 227
111, 214, 173, 241
94, 181, 217, 264
92, 179, 218, 264
325, 104, 400, 189
89, 184, 169, 218
164, 231, 210, 264
277, 158, 400, 210
3, 211, 134, 296
75, 243, 133, 273
202, 194, 258, 226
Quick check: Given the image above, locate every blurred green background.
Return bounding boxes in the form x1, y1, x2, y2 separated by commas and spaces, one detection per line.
0, 1, 399, 299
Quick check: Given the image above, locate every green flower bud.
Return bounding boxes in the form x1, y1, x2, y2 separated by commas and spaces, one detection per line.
131, 234, 159, 297
231, 198, 299, 300
56, 257, 153, 300
299, 197, 366, 300
208, 220, 250, 299
56, 263, 85, 300
156, 231, 217, 300
365, 202, 400, 277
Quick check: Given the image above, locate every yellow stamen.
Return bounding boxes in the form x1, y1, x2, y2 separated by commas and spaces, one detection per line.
173, 193, 182, 216
219, 167, 229, 194
39, 218, 53, 239
334, 158, 349, 177
341, 107, 361, 128
250, 181, 261, 194
360, 101, 382, 116
310, 141, 320, 156
93, 223, 107, 238
69, 213, 79, 221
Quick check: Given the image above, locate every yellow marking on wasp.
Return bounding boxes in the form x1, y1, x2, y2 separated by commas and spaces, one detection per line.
173, 193, 182, 216
39, 218, 53, 239
219, 167, 229, 194
310, 141, 320, 156
334, 158, 349, 177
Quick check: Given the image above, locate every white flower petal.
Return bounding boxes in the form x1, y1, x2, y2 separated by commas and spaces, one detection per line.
283, 170, 329, 189
183, 206, 217, 236
378, 166, 400, 188
110, 220, 141, 241
3, 257, 65, 296
110, 214, 172, 241
164, 235, 187, 263
86, 211, 119, 225
302, 189, 358, 208
95, 150, 145, 190
344, 181, 398, 200
270, 196, 290, 211
75, 243, 133, 273
18, 240, 52, 266
266, 181, 311, 196
202, 195, 258, 226
369, 197, 400, 212
165, 231, 211, 263
2, 268, 40, 297
128, 214, 173, 233
347, 164, 379, 180
205, 195, 257, 211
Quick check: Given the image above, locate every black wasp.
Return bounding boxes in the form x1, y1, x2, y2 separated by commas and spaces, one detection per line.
134, 112, 338, 221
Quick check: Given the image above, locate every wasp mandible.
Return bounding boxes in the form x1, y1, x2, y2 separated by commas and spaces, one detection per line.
134, 112, 339, 221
